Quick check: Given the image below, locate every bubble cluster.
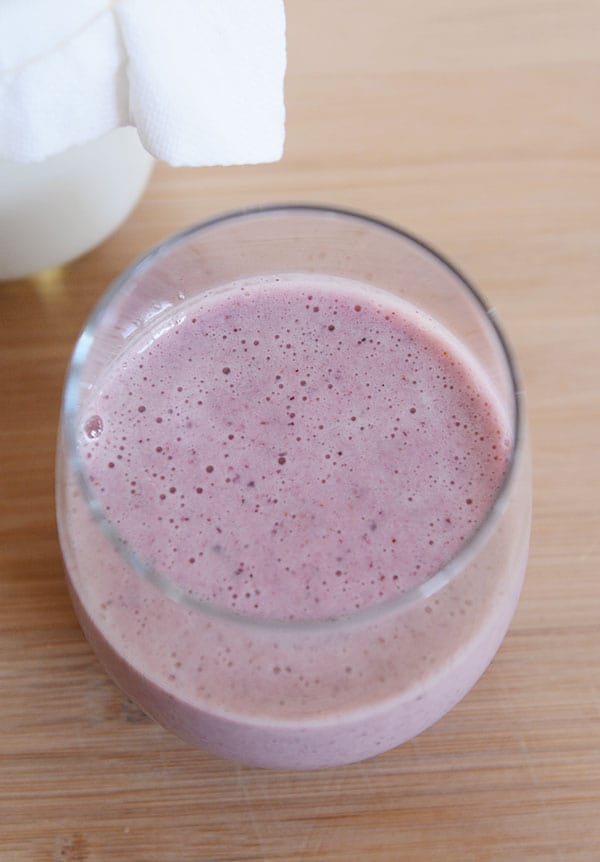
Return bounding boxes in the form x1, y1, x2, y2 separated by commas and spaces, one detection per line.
80, 275, 511, 621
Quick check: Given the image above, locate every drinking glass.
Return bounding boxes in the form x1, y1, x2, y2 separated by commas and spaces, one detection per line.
57, 206, 531, 769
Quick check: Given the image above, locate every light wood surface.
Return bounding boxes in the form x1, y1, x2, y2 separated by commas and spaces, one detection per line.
1, 2, 599, 859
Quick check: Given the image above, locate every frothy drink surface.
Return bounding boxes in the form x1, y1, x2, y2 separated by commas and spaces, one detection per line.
82, 276, 509, 620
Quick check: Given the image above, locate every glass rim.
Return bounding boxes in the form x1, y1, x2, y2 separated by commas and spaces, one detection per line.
61, 203, 525, 633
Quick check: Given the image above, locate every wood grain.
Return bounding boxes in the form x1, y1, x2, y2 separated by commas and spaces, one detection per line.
1, 1, 599, 859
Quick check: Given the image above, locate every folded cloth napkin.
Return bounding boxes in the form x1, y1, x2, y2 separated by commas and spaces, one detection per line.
0, 0, 286, 165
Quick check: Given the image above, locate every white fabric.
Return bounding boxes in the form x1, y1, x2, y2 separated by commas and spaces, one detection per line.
0, 0, 286, 165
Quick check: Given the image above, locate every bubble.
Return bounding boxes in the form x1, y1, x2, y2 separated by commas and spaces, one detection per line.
84, 415, 103, 439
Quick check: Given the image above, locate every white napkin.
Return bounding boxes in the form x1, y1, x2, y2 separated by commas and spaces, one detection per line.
0, 0, 286, 166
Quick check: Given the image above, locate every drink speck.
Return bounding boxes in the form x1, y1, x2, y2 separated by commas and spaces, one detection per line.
84, 415, 103, 439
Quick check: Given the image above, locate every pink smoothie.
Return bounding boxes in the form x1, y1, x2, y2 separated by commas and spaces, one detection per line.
60, 274, 528, 768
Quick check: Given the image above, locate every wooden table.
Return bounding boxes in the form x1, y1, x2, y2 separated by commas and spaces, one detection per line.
2, 2, 599, 859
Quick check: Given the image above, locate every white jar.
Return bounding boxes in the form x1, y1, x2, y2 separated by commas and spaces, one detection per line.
0, 127, 153, 280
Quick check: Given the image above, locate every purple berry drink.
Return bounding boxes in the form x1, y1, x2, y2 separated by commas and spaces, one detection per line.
57, 207, 530, 768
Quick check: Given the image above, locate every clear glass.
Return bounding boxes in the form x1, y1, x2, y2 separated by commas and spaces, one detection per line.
56, 205, 531, 769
